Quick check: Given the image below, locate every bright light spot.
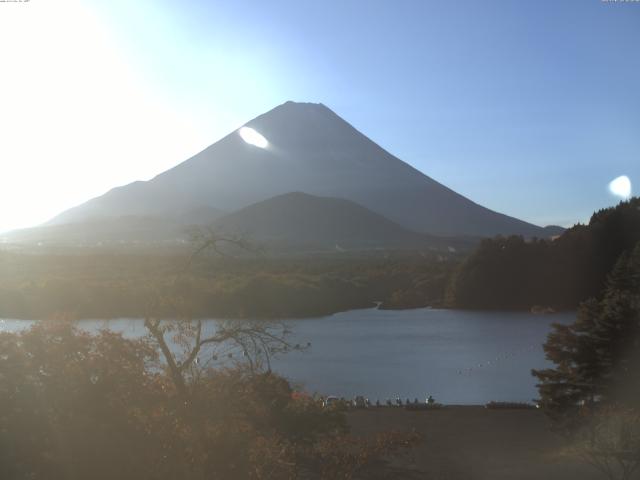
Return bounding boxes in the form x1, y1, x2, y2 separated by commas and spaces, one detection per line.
609, 175, 632, 199
0, 0, 207, 233
238, 127, 268, 149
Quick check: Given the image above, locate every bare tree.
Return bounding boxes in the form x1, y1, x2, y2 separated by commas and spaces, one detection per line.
143, 227, 300, 400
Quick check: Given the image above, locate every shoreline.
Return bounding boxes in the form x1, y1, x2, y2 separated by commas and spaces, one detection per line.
0, 304, 576, 322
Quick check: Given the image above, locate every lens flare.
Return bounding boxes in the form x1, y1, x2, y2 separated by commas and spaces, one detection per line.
608, 175, 632, 199
238, 127, 268, 149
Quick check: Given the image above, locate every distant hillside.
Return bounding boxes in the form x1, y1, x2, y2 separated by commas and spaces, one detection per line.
3, 193, 477, 253
42, 101, 554, 239
447, 197, 640, 310
4, 216, 185, 246
4, 206, 223, 246
212, 192, 466, 251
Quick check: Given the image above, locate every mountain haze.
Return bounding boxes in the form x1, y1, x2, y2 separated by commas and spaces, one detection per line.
38, 101, 554, 240
4, 209, 222, 245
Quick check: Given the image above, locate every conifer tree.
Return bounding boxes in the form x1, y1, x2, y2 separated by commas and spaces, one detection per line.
533, 242, 640, 434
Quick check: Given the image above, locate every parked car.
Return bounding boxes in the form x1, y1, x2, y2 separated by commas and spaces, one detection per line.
323, 396, 340, 408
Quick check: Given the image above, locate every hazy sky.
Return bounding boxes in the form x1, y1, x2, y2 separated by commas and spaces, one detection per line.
1, 0, 639, 233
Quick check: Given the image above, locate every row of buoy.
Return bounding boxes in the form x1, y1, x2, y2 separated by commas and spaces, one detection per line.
456, 344, 537, 376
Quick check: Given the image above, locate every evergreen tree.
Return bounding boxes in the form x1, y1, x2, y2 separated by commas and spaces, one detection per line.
533, 242, 640, 434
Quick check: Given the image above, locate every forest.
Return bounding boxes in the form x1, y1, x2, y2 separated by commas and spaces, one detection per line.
0, 249, 458, 320
447, 198, 640, 311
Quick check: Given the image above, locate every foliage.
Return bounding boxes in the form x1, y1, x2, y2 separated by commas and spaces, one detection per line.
0, 322, 164, 480
448, 197, 640, 310
532, 241, 640, 434
0, 251, 458, 320
0, 232, 421, 479
0, 321, 419, 480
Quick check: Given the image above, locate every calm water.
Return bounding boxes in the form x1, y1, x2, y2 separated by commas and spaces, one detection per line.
0, 308, 573, 405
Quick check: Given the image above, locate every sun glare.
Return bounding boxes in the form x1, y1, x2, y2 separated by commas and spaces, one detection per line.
0, 1, 206, 234
238, 127, 269, 149
609, 175, 632, 200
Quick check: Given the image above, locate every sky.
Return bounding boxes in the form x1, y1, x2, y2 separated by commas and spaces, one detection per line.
0, 0, 639, 233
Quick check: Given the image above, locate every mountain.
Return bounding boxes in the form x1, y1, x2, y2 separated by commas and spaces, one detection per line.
37, 101, 555, 239
212, 192, 462, 251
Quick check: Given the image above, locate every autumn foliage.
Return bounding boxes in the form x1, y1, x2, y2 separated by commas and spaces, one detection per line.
0, 322, 418, 480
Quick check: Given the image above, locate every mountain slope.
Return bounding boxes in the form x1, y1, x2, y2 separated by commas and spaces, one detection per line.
5, 215, 199, 246
5, 206, 224, 246
213, 192, 445, 250
47, 101, 550, 237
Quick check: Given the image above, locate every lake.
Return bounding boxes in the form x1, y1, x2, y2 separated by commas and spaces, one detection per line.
0, 308, 573, 405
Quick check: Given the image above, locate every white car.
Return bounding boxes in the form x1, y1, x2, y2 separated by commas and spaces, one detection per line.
323, 396, 340, 408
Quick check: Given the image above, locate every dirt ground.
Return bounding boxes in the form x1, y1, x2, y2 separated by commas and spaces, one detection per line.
347, 406, 604, 480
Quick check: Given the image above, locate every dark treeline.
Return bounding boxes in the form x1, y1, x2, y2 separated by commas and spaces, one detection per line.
0, 251, 458, 320
448, 198, 640, 310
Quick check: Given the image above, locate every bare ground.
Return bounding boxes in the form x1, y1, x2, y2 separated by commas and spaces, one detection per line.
347, 406, 604, 480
